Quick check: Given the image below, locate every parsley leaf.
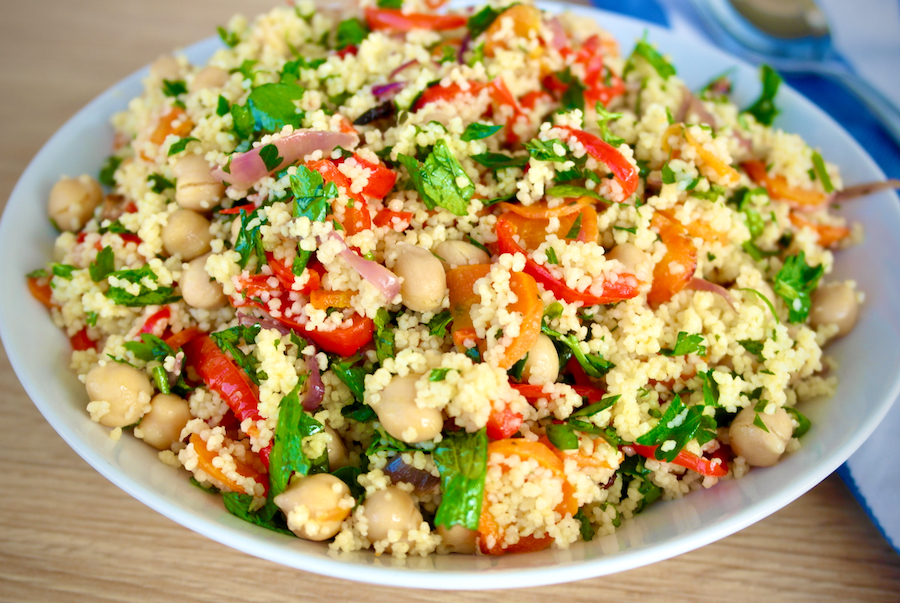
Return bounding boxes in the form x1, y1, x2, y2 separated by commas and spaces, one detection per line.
123, 333, 174, 362
330, 356, 368, 403
234, 208, 267, 271
336, 18, 369, 50
105, 265, 181, 307
89, 246, 115, 282
290, 166, 334, 275
259, 144, 283, 172
541, 323, 614, 379
619, 455, 661, 513
148, 173, 175, 194
699, 370, 720, 407
246, 83, 306, 134
785, 407, 811, 438
217, 26, 241, 48
595, 102, 625, 146
555, 67, 586, 112
51, 264, 76, 280
99, 155, 122, 187
269, 379, 328, 499
222, 493, 293, 536
635, 395, 717, 462
210, 325, 266, 385
398, 139, 474, 216
373, 308, 395, 363
461, 122, 503, 142
660, 332, 706, 356
744, 64, 782, 126
433, 429, 488, 530
162, 79, 187, 97
738, 339, 766, 362
428, 310, 453, 338
626, 37, 676, 79
167, 137, 198, 156
773, 251, 824, 323
341, 400, 377, 423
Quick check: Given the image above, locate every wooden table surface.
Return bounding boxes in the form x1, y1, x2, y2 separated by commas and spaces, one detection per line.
1, 1, 899, 601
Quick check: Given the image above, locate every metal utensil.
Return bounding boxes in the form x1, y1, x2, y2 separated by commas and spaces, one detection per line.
690, 0, 900, 145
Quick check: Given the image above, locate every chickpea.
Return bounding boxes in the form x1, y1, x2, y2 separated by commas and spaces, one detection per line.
180, 253, 226, 309
273, 473, 352, 541
150, 54, 181, 82
809, 282, 859, 338
433, 240, 490, 272
173, 154, 224, 211
436, 524, 478, 554
373, 374, 443, 444
85, 363, 153, 428
190, 66, 229, 92
137, 394, 192, 450
323, 425, 350, 470
47, 175, 103, 232
362, 486, 423, 544
162, 209, 213, 260
729, 406, 794, 467
394, 244, 447, 313
607, 243, 652, 283
521, 333, 559, 385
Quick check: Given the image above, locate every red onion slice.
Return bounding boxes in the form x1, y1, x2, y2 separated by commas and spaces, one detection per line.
688, 277, 735, 310
547, 17, 567, 51
303, 354, 325, 411
384, 455, 440, 494
457, 33, 471, 64
676, 85, 718, 129
831, 179, 900, 202
237, 311, 291, 335
372, 81, 405, 100
328, 232, 401, 302
389, 59, 418, 80
211, 130, 358, 191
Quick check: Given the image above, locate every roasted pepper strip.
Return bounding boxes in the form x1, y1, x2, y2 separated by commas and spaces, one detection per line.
558, 126, 639, 199
647, 212, 697, 307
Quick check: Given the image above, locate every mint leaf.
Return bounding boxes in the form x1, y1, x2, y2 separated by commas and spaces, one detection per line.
223, 493, 293, 536
433, 429, 488, 530
471, 152, 528, 170
427, 310, 453, 338
525, 138, 568, 161
124, 333, 174, 363
547, 184, 608, 203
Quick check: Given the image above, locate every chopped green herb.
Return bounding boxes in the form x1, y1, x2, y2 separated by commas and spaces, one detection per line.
217, 26, 241, 48
234, 208, 267, 271
433, 429, 488, 530
89, 246, 115, 282
508, 353, 528, 382
161, 79, 187, 97
541, 323, 614, 379
525, 138, 568, 161
429, 368, 452, 382
699, 370, 720, 407
398, 139, 474, 216
216, 95, 230, 117
575, 508, 596, 541
98, 155, 122, 187
336, 18, 369, 50
613, 225, 637, 234
738, 339, 766, 362
465, 235, 490, 255
331, 356, 368, 404
341, 400, 377, 423
222, 493, 292, 536
564, 213, 584, 239
124, 333, 174, 363
246, 82, 306, 134
595, 102, 625, 146
743, 64, 782, 126
785, 407, 811, 438
377, 0, 403, 7
269, 379, 328, 500
811, 150, 834, 193
467, 5, 502, 39
546, 247, 559, 265
147, 173, 174, 194
753, 412, 770, 433
210, 325, 266, 385
461, 122, 503, 142
51, 263, 76, 280
167, 137, 198, 156
626, 37, 676, 79
427, 310, 454, 338
635, 395, 717, 462
773, 251, 824, 323
373, 308, 395, 363
547, 184, 608, 204
660, 331, 706, 356
259, 144, 283, 172
546, 423, 579, 450
555, 67, 585, 112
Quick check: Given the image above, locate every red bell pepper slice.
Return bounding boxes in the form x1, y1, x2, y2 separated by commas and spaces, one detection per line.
558, 126, 638, 199
182, 334, 264, 427
511, 383, 606, 404
308, 159, 372, 235
70, 328, 97, 351
364, 7, 467, 31
630, 443, 729, 477
27, 276, 55, 309
164, 327, 203, 351
495, 214, 638, 305
276, 311, 375, 357
336, 154, 397, 199
138, 306, 171, 336
264, 252, 322, 295
486, 405, 523, 440
373, 209, 413, 230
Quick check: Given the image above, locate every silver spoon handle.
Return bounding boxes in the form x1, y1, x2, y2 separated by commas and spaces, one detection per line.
827, 70, 900, 148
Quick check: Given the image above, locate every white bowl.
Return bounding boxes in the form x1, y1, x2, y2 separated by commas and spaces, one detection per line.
2, 2, 899, 590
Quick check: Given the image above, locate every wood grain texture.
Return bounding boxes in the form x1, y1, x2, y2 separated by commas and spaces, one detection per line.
1, 1, 898, 601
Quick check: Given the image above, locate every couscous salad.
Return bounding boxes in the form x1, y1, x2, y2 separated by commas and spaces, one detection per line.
27, 0, 882, 557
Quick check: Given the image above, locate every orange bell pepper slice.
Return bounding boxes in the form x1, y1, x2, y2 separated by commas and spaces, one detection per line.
364, 7, 467, 31
310, 289, 354, 310
539, 435, 613, 470
483, 4, 542, 57
27, 275, 55, 309
789, 212, 850, 248
647, 212, 698, 307
478, 439, 578, 555
656, 208, 728, 246
743, 160, 828, 207
189, 433, 267, 495
498, 196, 591, 220
143, 107, 194, 160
